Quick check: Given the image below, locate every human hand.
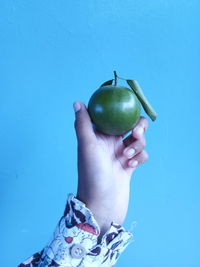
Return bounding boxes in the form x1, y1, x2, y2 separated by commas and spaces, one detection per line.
73, 101, 149, 241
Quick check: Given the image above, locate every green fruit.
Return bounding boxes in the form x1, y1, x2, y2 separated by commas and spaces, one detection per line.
88, 85, 141, 136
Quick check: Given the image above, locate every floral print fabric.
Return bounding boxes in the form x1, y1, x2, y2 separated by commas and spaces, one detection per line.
18, 194, 133, 267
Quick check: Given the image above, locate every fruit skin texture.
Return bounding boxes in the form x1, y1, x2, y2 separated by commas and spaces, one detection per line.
88, 85, 141, 136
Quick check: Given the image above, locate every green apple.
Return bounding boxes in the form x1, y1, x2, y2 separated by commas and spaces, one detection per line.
88, 84, 141, 136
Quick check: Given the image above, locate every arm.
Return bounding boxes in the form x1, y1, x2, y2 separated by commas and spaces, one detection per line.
19, 101, 148, 267
74, 102, 148, 242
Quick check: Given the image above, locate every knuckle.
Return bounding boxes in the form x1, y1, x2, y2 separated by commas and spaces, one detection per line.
135, 139, 146, 152
139, 150, 149, 164
140, 116, 146, 120
143, 150, 149, 162
140, 116, 149, 131
74, 119, 79, 130
140, 137, 146, 147
74, 119, 83, 130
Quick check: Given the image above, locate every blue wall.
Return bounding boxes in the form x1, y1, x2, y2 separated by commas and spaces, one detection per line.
0, 1, 199, 266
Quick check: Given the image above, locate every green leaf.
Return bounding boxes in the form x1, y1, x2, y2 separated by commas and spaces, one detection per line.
127, 80, 157, 121
100, 79, 113, 87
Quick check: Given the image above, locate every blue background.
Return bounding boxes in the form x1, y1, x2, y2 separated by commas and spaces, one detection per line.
0, 1, 199, 266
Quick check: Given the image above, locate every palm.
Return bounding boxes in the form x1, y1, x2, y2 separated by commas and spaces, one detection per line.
77, 130, 135, 225
95, 131, 134, 179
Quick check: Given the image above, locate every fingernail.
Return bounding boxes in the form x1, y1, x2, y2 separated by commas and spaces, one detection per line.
125, 148, 135, 157
130, 160, 138, 167
135, 127, 144, 136
73, 102, 81, 112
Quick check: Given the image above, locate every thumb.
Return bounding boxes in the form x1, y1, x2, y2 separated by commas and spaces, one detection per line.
73, 101, 96, 144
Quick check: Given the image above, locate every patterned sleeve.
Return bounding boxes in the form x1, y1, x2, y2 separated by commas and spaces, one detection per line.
18, 193, 133, 267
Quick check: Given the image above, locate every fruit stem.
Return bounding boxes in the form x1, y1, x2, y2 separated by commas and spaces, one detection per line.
116, 74, 128, 81
114, 71, 118, 86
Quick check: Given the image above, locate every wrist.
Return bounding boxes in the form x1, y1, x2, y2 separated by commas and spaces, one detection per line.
76, 193, 126, 226
76, 181, 130, 234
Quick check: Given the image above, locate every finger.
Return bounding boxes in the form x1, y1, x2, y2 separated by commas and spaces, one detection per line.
123, 137, 146, 159
128, 150, 149, 168
132, 116, 149, 139
73, 101, 96, 144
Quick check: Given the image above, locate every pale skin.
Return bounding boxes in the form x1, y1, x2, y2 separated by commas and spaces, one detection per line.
73, 101, 149, 242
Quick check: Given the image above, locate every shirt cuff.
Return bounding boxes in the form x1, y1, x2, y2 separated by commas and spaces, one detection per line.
19, 193, 133, 267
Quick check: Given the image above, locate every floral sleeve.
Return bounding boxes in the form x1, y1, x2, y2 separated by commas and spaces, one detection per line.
18, 194, 133, 267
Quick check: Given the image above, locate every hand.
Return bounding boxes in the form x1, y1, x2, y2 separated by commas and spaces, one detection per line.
73, 101, 149, 241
